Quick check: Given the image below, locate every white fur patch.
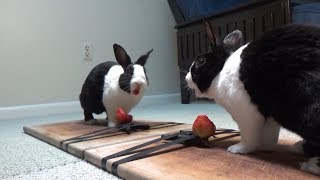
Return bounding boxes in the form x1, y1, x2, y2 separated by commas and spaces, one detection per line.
132, 64, 148, 91
211, 45, 267, 153
102, 65, 146, 127
300, 157, 320, 175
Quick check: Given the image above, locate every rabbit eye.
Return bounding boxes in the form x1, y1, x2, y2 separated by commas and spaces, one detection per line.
196, 58, 206, 67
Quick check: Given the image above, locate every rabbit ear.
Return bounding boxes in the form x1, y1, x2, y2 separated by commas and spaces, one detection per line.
203, 19, 217, 50
136, 49, 153, 66
223, 30, 243, 52
113, 44, 132, 67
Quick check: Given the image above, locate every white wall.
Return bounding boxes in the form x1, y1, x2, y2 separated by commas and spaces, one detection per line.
0, 0, 180, 107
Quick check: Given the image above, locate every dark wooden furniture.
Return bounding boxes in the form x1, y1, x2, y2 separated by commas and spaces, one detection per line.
169, 0, 291, 104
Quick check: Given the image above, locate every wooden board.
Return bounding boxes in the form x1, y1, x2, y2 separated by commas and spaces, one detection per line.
85, 133, 318, 180
24, 120, 318, 179
23, 120, 190, 159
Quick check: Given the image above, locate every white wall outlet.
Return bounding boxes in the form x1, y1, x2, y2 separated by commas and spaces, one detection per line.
82, 42, 93, 60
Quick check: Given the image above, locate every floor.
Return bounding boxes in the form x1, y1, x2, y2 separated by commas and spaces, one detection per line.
0, 99, 300, 179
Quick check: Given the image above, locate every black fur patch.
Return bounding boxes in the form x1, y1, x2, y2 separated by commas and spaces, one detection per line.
239, 24, 320, 144
141, 66, 149, 85
303, 141, 320, 157
79, 61, 117, 115
119, 64, 134, 93
191, 46, 229, 92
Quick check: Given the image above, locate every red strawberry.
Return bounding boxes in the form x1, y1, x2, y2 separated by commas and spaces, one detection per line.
116, 108, 133, 124
192, 115, 216, 138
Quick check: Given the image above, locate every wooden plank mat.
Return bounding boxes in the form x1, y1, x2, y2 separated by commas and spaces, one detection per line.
23, 120, 318, 179
23, 120, 190, 159
85, 132, 318, 180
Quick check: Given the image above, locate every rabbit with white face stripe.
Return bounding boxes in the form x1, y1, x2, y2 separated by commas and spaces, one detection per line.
80, 44, 152, 127
186, 20, 320, 175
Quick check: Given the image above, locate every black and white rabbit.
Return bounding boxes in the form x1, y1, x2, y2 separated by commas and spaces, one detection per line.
186, 20, 320, 175
80, 44, 152, 127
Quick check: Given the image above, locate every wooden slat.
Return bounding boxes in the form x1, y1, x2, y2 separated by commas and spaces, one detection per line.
200, 30, 206, 54
194, 31, 200, 57
182, 33, 188, 64
274, 1, 286, 27
188, 32, 194, 61
242, 19, 248, 43
254, 14, 263, 40
85, 133, 317, 180
281, 0, 291, 24
177, 33, 183, 67
23, 120, 190, 159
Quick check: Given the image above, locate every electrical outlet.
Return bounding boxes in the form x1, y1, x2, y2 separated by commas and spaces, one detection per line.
82, 42, 93, 60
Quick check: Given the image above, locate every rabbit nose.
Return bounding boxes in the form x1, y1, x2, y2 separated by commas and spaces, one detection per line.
134, 82, 142, 87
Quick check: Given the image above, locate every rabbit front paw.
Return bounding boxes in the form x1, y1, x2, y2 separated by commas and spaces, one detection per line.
227, 143, 256, 154
107, 120, 117, 127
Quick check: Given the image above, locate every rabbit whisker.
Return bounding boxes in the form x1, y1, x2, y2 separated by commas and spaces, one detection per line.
178, 69, 195, 96
180, 69, 189, 75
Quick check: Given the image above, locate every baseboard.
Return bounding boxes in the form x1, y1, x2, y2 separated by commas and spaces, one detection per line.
0, 93, 181, 120
0, 101, 82, 121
